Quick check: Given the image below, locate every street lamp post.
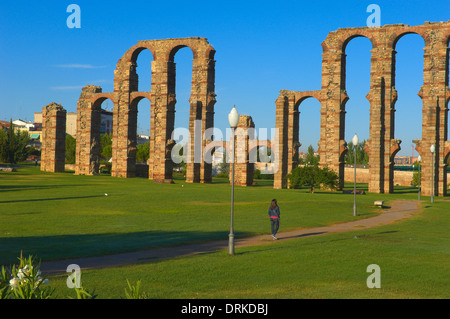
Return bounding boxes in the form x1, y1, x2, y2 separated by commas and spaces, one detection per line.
430, 144, 435, 203
228, 105, 240, 255
418, 155, 421, 200
352, 133, 359, 217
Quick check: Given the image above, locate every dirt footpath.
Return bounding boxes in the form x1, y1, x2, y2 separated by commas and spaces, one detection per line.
40, 199, 421, 275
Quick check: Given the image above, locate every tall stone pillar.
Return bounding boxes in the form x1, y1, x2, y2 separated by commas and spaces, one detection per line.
366, 30, 399, 194
186, 56, 216, 183
417, 27, 449, 196
230, 115, 255, 186
382, 36, 400, 194
185, 100, 201, 183
41, 103, 66, 173
112, 60, 137, 178
286, 93, 299, 176
75, 85, 102, 175
274, 93, 289, 189
319, 38, 347, 189
147, 59, 176, 183
366, 75, 386, 193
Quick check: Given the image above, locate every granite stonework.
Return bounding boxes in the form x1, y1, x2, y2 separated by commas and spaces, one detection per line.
41, 103, 66, 173
75, 38, 216, 183
274, 21, 450, 196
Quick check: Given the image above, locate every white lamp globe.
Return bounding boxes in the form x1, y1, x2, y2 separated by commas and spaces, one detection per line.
352, 133, 359, 146
430, 144, 435, 153
418, 155, 421, 162
228, 105, 240, 129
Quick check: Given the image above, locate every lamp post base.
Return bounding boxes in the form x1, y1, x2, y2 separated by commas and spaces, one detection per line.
228, 233, 234, 255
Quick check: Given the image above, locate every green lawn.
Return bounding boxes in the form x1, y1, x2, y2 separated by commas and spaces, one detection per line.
47, 200, 450, 299
0, 164, 386, 264
1, 164, 449, 298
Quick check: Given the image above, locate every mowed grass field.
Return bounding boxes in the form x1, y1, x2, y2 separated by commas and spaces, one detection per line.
1, 164, 450, 298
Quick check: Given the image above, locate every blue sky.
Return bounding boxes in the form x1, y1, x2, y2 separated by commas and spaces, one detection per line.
0, 0, 448, 156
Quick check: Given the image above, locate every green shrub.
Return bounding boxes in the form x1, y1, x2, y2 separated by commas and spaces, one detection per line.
0, 253, 53, 299
1, 253, 149, 299
287, 164, 339, 193
123, 280, 149, 299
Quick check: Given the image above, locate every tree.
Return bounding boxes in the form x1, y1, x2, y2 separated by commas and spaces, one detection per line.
411, 160, 421, 187
136, 142, 150, 162
287, 164, 339, 193
100, 133, 112, 160
0, 129, 8, 162
0, 120, 31, 164
65, 135, 76, 164
305, 145, 319, 166
345, 139, 369, 166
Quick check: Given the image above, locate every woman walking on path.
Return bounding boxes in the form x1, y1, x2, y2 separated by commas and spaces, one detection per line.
268, 199, 280, 240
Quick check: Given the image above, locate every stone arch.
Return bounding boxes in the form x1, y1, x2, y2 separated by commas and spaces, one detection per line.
123, 44, 158, 64
318, 31, 375, 190
91, 93, 115, 108
115, 45, 156, 95
390, 32, 425, 190
107, 37, 216, 182
388, 30, 428, 52
293, 93, 322, 110
165, 40, 216, 61
340, 35, 373, 156
168, 44, 196, 62
75, 85, 105, 176
128, 94, 152, 177
164, 39, 216, 184
166, 46, 194, 158
274, 90, 322, 188
283, 22, 450, 196
293, 94, 322, 165
92, 94, 115, 137
389, 31, 426, 87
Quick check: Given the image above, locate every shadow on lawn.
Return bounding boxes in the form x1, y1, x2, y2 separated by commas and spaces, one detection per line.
0, 194, 105, 204
0, 230, 252, 266
0, 184, 90, 193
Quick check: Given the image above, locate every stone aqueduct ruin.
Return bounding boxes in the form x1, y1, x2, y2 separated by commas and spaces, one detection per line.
41, 21, 450, 196
76, 38, 216, 184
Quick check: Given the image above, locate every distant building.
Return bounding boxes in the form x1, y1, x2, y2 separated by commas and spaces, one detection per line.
137, 134, 149, 145
0, 120, 11, 131
33, 112, 42, 124
12, 119, 35, 132
66, 112, 77, 137
100, 109, 113, 135
34, 109, 113, 137
394, 156, 418, 166
6, 119, 42, 149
